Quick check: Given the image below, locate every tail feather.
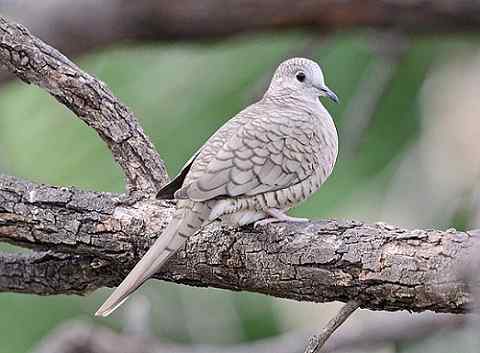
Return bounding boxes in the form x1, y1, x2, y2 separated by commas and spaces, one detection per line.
95, 202, 209, 317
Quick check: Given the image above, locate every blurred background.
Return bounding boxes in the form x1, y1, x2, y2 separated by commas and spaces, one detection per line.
1, 1, 480, 353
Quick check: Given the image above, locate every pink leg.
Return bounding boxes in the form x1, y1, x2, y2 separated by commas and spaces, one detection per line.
254, 208, 309, 228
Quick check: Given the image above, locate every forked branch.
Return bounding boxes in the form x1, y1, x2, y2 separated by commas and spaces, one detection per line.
0, 16, 168, 194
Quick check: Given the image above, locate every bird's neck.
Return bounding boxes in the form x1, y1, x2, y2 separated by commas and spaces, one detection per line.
263, 90, 325, 114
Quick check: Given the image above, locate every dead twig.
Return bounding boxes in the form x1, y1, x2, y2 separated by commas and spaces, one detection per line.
305, 301, 361, 353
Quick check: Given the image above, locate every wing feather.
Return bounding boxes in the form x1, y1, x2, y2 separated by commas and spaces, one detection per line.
177, 110, 318, 202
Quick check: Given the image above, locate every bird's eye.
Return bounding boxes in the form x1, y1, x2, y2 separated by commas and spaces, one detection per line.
296, 72, 306, 82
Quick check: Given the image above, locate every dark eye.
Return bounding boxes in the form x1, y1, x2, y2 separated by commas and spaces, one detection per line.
296, 72, 306, 82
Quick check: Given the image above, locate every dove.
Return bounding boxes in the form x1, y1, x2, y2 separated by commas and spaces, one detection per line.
95, 57, 339, 317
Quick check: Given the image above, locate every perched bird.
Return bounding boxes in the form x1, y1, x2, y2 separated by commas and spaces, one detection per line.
95, 57, 339, 317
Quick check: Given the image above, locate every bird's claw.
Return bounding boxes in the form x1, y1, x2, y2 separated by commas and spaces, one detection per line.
253, 212, 310, 229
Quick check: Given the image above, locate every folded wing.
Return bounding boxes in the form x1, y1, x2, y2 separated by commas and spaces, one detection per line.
176, 114, 318, 201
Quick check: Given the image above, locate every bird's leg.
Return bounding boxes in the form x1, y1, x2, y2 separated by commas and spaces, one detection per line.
254, 208, 309, 227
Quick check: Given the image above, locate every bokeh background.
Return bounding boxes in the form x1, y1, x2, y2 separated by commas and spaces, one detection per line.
1, 2, 480, 353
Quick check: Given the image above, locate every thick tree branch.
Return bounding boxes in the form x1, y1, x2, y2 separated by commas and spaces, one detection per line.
0, 174, 478, 313
0, 15, 168, 194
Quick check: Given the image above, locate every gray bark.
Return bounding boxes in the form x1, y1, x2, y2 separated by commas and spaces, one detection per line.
0, 15, 478, 315
0, 174, 478, 313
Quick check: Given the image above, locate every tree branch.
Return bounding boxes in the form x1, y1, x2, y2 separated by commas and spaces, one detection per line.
305, 301, 360, 353
30, 314, 467, 353
0, 15, 168, 194
0, 174, 478, 313
6, 0, 480, 45
1, 0, 480, 87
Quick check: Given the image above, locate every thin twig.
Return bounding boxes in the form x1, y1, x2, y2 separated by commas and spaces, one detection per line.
304, 300, 361, 353
341, 32, 408, 156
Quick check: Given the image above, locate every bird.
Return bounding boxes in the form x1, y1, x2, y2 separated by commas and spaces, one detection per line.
95, 57, 339, 317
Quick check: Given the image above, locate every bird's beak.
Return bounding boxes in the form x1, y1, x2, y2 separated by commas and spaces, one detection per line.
317, 85, 339, 103
325, 87, 339, 103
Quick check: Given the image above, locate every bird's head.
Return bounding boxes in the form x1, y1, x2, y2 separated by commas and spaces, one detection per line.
266, 57, 339, 104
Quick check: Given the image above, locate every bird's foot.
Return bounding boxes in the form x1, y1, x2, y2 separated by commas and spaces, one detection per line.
254, 218, 280, 228
254, 209, 309, 228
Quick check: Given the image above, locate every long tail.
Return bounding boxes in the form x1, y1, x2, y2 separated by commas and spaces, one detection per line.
95, 201, 210, 317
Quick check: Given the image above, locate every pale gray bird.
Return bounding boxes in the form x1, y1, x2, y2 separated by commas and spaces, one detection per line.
95, 57, 339, 317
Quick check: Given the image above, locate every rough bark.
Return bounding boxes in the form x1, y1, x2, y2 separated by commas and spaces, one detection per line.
0, 16, 168, 194
0, 15, 479, 316
0, 174, 478, 313
1, 0, 480, 86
